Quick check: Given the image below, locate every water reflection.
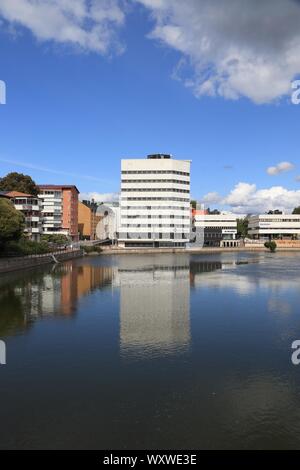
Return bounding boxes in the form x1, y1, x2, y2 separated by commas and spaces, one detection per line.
0, 263, 113, 337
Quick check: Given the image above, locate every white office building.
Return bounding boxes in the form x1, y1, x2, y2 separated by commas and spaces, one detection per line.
193, 212, 238, 247
119, 154, 191, 248
248, 214, 300, 240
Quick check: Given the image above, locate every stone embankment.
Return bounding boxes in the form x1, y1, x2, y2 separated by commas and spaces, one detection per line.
0, 249, 83, 274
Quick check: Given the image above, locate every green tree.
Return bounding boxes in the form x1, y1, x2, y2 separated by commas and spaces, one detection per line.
190, 200, 197, 209
0, 199, 25, 248
0, 172, 39, 196
293, 207, 300, 214
41, 234, 69, 244
265, 241, 277, 252
237, 218, 249, 238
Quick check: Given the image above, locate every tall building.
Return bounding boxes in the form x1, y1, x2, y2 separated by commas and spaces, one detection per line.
5, 191, 42, 242
38, 185, 79, 241
119, 154, 191, 248
78, 200, 101, 240
248, 214, 300, 240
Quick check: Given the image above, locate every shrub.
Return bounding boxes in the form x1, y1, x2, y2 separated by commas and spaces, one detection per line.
264, 241, 277, 252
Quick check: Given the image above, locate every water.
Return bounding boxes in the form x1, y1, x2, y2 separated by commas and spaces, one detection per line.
0, 251, 300, 449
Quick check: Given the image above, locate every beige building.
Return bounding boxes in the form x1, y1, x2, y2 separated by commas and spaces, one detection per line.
78, 200, 101, 240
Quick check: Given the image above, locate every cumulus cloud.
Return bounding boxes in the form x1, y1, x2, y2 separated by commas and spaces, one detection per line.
202, 191, 222, 205
201, 182, 300, 214
0, 0, 126, 54
80, 191, 119, 203
137, 0, 300, 103
267, 161, 295, 175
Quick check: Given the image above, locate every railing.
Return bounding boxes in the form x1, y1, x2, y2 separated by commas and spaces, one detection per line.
0, 248, 81, 262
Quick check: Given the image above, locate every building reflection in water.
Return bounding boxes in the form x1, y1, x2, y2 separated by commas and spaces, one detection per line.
0, 262, 113, 338
113, 255, 191, 359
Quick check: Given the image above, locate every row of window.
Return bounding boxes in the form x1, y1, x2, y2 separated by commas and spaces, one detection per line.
121, 224, 188, 228
122, 179, 190, 185
119, 232, 189, 240
122, 197, 190, 202
122, 170, 190, 176
250, 227, 300, 231
123, 215, 189, 219
257, 219, 300, 223
121, 206, 189, 210
122, 188, 190, 194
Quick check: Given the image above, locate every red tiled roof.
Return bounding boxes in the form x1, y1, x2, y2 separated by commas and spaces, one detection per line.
5, 191, 35, 198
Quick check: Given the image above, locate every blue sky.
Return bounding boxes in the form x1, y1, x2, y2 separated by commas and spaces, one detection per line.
1, 0, 300, 213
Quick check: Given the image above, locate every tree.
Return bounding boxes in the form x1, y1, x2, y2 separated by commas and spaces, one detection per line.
237, 218, 249, 238
0, 172, 39, 196
41, 234, 69, 245
0, 199, 24, 248
190, 200, 197, 209
293, 207, 300, 214
265, 241, 277, 252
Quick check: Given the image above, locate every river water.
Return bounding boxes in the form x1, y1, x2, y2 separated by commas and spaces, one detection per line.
0, 252, 300, 449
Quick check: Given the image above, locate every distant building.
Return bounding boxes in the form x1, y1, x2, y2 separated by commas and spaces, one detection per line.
38, 185, 79, 241
5, 191, 42, 241
248, 214, 300, 240
96, 203, 120, 244
119, 154, 191, 248
78, 200, 101, 240
193, 211, 238, 247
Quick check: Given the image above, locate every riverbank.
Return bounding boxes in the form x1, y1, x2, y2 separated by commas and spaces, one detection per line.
97, 246, 300, 255
0, 249, 83, 274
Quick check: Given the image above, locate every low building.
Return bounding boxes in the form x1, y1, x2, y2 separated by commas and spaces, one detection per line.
78, 200, 102, 240
248, 214, 300, 240
5, 191, 42, 241
193, 211, 238, 247
38, 185, 79, 241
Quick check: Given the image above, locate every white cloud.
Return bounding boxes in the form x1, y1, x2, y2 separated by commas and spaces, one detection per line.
137, 0, 300, 103
202, 191, 222, 205
0, 0, 126, 54
80, 192, 119, 203
201, 182, 300, 214
267, 161, 295, 175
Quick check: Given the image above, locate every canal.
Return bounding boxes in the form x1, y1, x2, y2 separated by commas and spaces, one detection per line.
0, 252, 300, 449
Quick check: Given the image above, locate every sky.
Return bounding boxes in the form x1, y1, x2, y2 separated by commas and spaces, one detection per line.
1, 0, 300, 214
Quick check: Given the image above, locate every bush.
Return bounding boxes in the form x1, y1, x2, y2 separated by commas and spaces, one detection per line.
41, 234, 69, 245
3, 239, 50, 256
81, 245, 102, 254
264, 241, 277, 252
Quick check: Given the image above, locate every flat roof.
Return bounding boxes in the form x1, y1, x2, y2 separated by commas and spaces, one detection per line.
38, 185, 80, 193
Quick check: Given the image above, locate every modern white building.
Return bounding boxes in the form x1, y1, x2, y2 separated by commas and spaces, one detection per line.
96, 202, 120, 243
119, 154, 191, 248
248, 214, 300, 240
193, 211, 238, 247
